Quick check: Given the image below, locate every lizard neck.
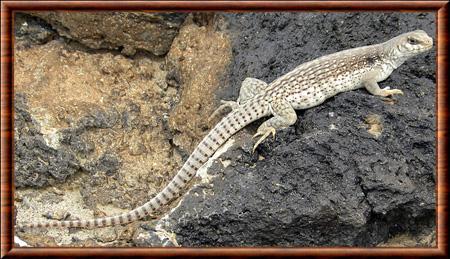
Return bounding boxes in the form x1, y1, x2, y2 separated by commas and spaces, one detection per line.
381, 41, 411, 69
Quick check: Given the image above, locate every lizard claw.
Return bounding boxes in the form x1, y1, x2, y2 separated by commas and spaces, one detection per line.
252, 127, 276, 153
390, 89, 404, 95
382, 87, 403, 96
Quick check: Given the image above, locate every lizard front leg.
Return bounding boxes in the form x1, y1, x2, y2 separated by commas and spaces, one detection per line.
210, 77, 268, 120
253, 97, 297, 152
363, 70, 404, 97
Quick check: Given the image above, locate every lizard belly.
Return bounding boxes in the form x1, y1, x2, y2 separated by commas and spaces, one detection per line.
288, 91, 327, 110
288, 76, 362, 110
333, 71, 365, 93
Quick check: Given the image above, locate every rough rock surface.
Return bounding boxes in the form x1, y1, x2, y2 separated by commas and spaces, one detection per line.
14, 12, 435, 247
14, 13, 230, 246
29, 11, 187, 56
14, 13, 56, 46
157, 12, 436, 247
14, 93, 81, 187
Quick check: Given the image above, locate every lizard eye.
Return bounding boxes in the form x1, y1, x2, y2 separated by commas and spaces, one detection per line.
407, 37, 419, 45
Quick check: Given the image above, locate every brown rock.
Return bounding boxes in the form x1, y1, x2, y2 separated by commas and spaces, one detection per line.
28, 11, 187, 56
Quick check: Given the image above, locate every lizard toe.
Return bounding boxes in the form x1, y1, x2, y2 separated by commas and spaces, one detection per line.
252, 127, 276, 153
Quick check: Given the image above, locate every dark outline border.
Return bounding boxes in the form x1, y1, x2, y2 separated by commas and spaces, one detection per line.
1, 1, 448, 257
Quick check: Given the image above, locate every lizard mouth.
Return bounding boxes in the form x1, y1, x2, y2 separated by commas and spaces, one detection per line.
412, 38, 433, 53
422, 36, 433, 50
424, 38, 433, 49
419, 44, 433, 52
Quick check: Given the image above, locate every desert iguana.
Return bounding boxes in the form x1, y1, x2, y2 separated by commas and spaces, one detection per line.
17, 30, 433, 229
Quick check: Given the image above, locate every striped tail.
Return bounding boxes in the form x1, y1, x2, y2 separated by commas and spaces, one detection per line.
17, 100, 269, 229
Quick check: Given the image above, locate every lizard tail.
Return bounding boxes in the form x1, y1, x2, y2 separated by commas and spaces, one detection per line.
17, 100, 269, 229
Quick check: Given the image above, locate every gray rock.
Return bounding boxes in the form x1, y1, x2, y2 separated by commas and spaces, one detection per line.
14, 13, 56, 47
15, 94, 122, 187
14, 94, 80, 187
150, 12, 435, 247
27, 11, 187, 56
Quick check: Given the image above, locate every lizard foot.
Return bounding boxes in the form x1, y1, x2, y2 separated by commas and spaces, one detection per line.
381, 87, 404, 96
252, 127, 276, 153
209, 100, 239, 122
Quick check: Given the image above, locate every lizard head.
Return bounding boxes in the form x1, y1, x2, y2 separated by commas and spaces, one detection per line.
385, 30, 433, 59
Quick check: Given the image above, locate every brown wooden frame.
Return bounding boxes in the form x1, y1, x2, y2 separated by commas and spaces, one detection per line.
1, 1, 448, 257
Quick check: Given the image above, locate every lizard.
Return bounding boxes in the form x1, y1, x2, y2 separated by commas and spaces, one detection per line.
17, 30, 433, 229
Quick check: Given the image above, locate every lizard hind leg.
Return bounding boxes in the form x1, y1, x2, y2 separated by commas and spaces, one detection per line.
238, 77, 268, 104
253, 97, 297, 152
209, 77, 268, 121
208, 100, 240, 121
